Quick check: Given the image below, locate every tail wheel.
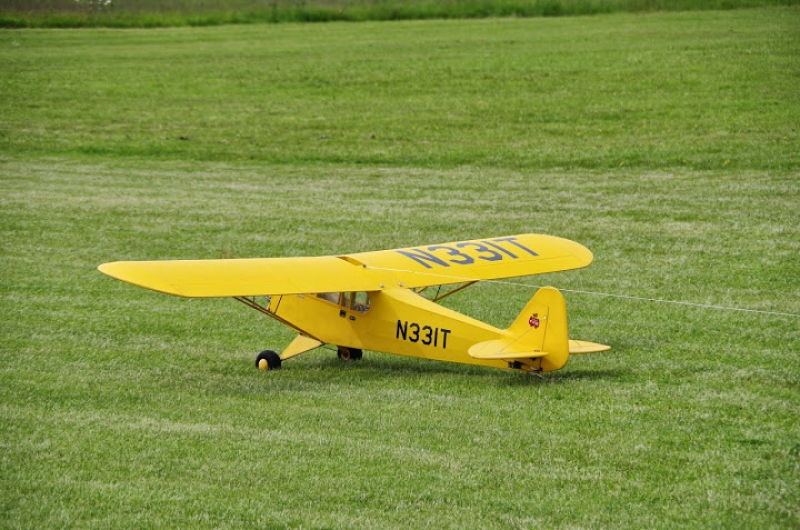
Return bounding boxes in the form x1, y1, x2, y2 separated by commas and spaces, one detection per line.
256, 350, 282, 370
337, 346, 363, 361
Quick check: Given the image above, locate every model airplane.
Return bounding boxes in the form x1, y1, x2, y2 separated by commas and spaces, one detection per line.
99, 234, 609, 374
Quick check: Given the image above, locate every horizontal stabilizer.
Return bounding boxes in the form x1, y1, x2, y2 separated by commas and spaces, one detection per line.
471, 339, 610, 360
468, 339, 550, 360
569, 340, 610, 354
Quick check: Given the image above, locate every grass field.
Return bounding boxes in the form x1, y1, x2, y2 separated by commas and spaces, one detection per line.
3, 0, 798, 28
2, 7, 799, 529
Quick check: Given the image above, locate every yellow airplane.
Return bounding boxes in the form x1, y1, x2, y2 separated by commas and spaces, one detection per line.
99, 234, 609, 374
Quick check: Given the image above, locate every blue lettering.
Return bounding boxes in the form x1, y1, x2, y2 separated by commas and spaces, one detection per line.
396, 249, 450, 269
482, 239, 518, 259
457, 241, 503, 262
428, 245, 475, 266
492, 236, 538, 257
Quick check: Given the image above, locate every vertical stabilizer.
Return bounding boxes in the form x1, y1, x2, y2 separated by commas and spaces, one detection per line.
469, 286, 571, 372
506, 286, 570, 372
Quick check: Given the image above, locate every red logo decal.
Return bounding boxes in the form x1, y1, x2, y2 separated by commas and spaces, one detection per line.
529, 314, 540, 328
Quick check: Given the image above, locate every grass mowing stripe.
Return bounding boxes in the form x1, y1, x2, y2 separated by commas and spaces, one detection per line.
2, 158, 798, 528
1, 9, 798, 171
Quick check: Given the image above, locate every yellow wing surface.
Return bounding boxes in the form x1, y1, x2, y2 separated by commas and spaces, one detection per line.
98, 234, 593, 298
99, 256, 384, 298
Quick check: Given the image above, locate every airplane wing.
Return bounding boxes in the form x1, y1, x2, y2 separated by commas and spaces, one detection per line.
352, 233, 593, 288
98, 256, 386, 298
98, 234, 593, 298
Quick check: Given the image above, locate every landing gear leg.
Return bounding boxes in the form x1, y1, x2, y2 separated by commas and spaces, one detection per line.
337, 346, 363, 361
256, 350, 282, 370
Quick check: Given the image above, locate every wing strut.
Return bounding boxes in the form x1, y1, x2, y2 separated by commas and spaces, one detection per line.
235, 296, 272, 317
431, 281, 478, 302
415, 281, 479, 302
234, 296, 313, 338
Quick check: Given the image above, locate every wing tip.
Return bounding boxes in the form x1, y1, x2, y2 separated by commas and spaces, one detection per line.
541, 234, 594, 267
98, 261, 188, 297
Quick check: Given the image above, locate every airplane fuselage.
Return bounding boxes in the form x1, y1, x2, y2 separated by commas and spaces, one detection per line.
267, 289, 527, 370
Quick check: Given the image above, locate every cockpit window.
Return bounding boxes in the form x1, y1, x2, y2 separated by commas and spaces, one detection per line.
318, 293, 340, 304
316, 292, 370, 313
351, 292, 370, 313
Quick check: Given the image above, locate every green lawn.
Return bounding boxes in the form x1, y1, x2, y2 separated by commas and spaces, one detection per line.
1, 8, 799, 529
3, 0, 798, 27
2, 9, 798, 170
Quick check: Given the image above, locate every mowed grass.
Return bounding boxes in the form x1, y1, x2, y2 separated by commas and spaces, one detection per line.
1, 8, 799, 529
3, 0, 797, 27
1, 9, 798, 171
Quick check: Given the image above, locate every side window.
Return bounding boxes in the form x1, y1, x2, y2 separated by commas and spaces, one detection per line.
317, 292, 370, 313
351, 292, 371, 313
318, 293, 340, 304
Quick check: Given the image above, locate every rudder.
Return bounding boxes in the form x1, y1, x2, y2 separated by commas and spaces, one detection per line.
508, 286, 570, 372
469, 286, 570, 372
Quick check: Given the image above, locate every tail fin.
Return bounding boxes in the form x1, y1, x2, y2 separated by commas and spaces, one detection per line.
468, 286, 570, 372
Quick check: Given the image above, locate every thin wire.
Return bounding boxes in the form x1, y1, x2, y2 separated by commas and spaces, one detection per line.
364, 265, 800, 319
489, 278, 800, 319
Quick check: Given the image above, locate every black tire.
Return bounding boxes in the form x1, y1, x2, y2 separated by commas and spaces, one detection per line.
256, 350, 282, 370
337, 346, 363, 361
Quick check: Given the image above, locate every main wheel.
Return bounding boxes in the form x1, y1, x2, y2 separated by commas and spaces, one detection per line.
337, 346, 363, 361
256, 350, 282, 370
